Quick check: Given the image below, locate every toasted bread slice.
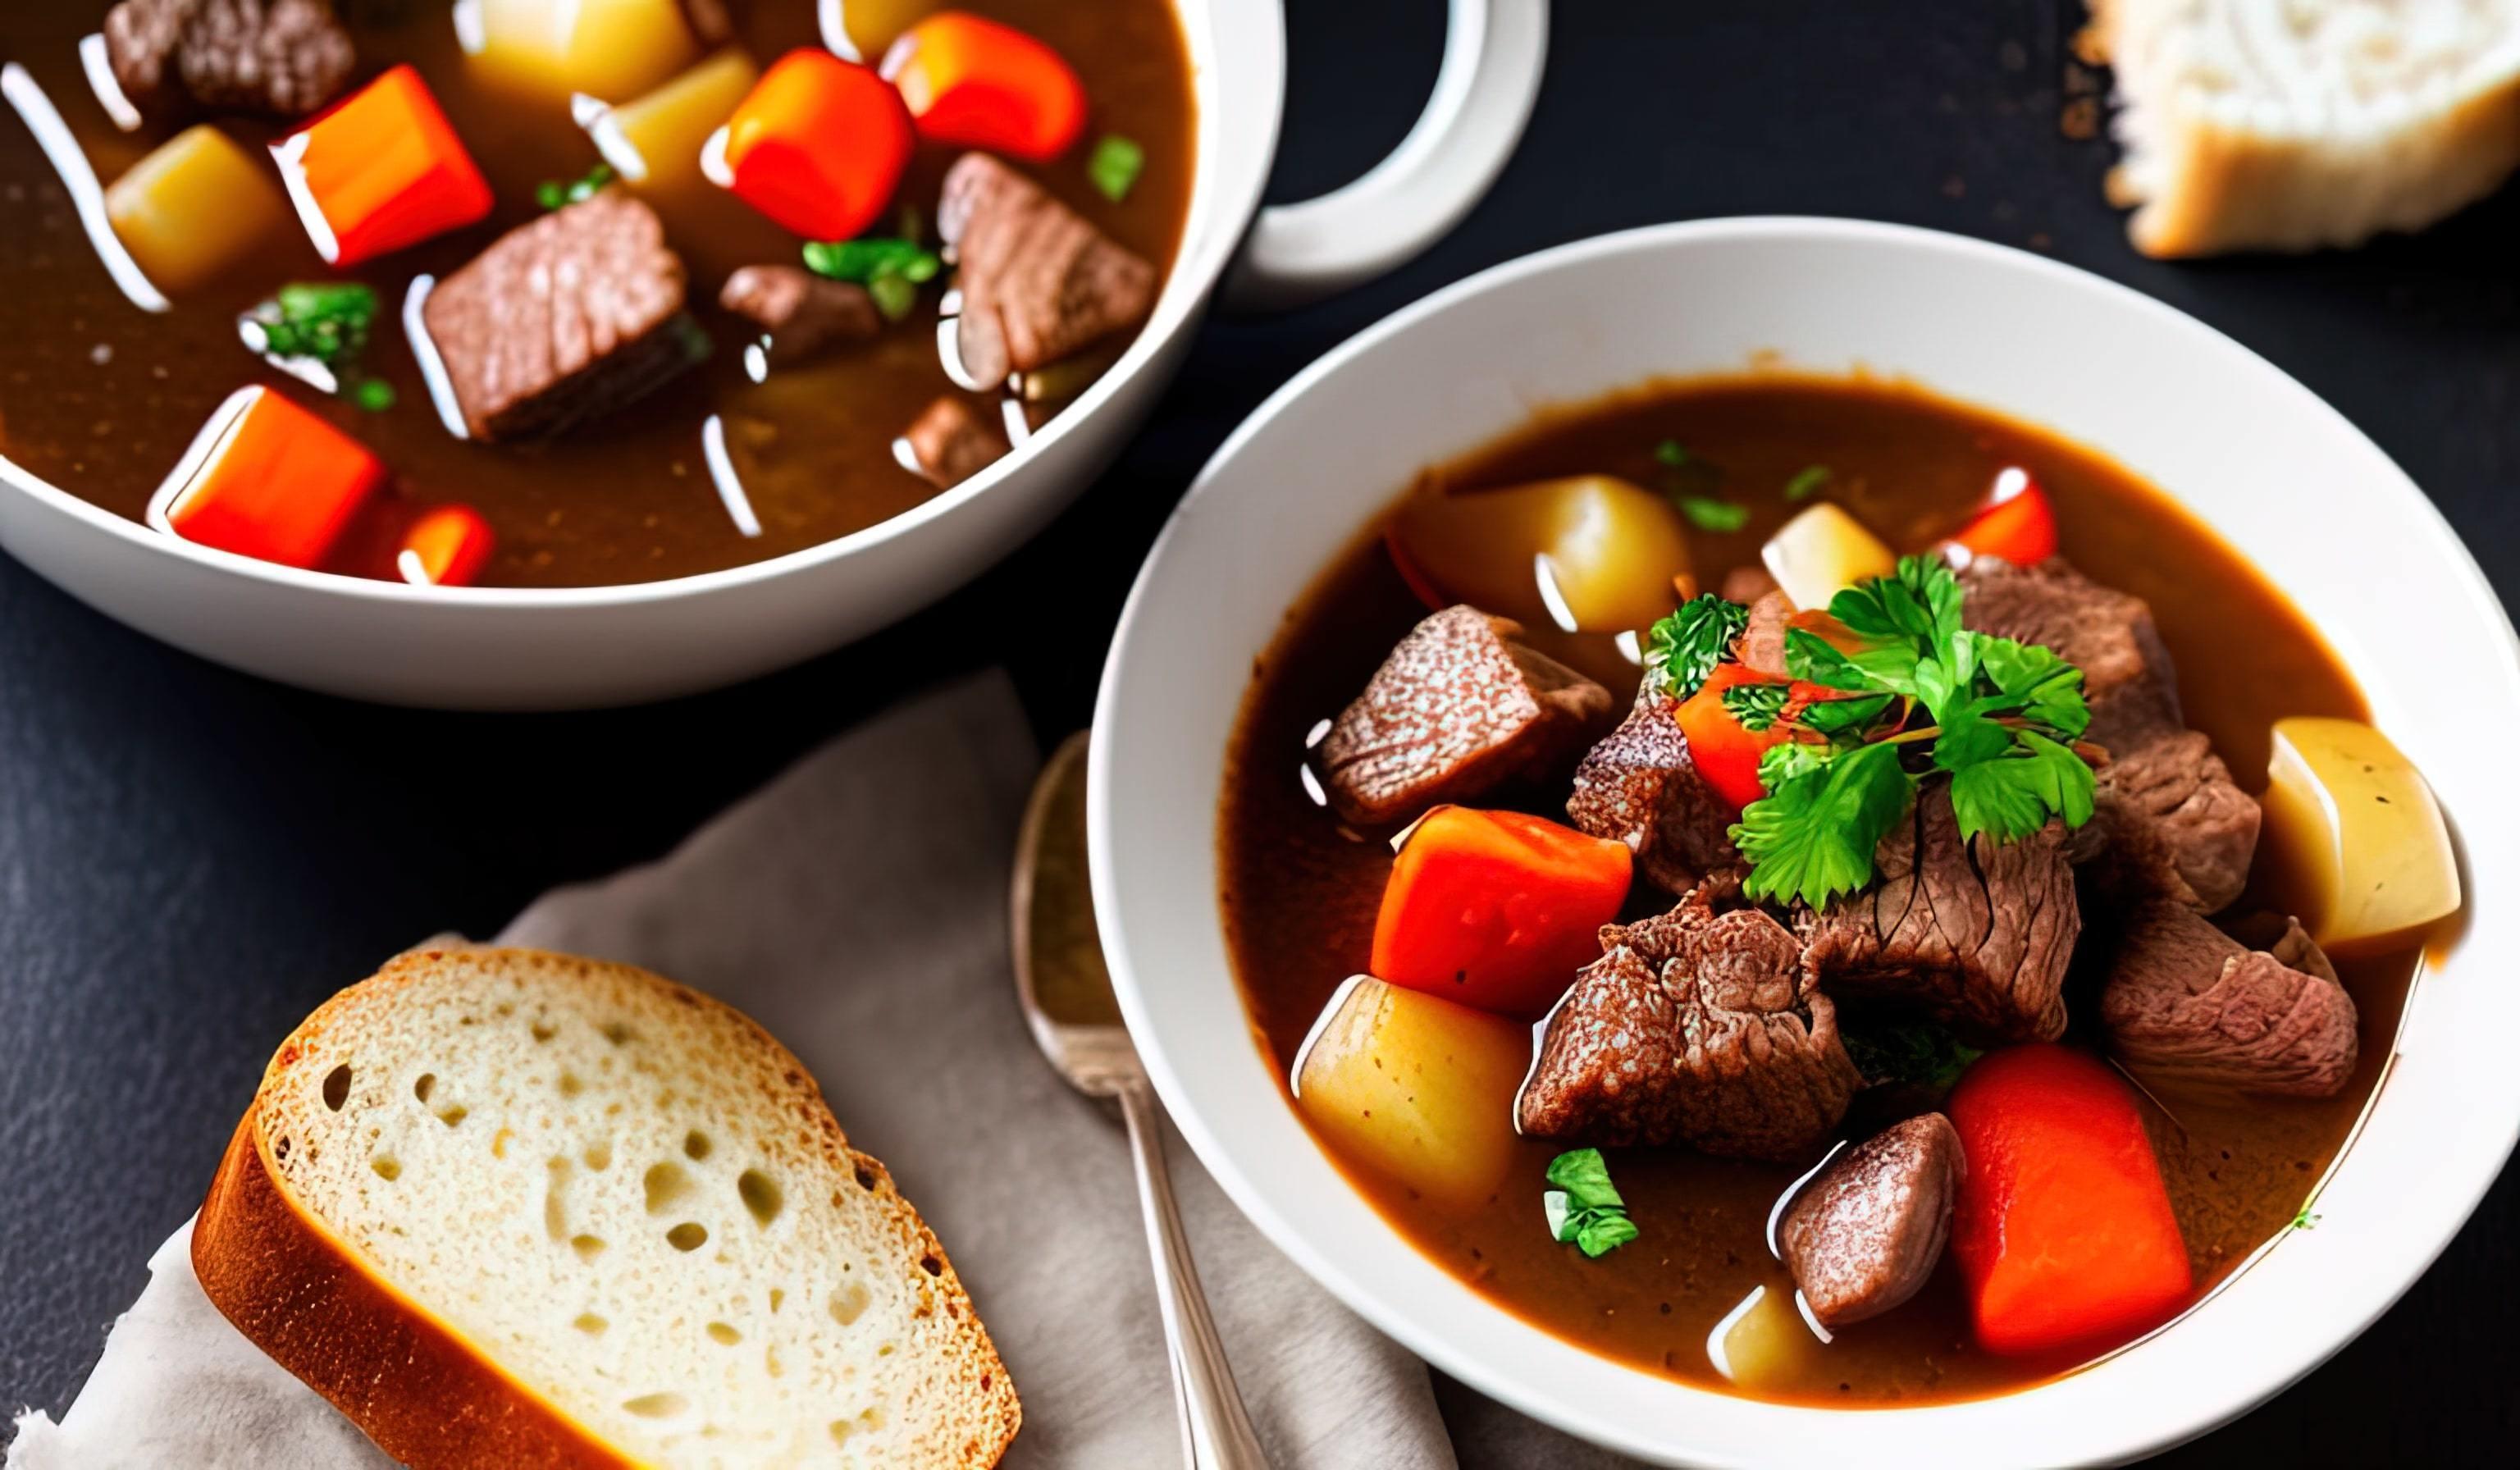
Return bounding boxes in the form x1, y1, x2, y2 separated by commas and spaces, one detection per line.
193, 947, 1019, 1469
2093, 0, 2520, 256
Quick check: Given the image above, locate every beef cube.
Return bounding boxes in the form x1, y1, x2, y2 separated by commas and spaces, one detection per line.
1564, 676, 1739, 892
1319, 606, 1613, 827
1518, 874, 1862, 1162
1797, 783, 2080, 1044
720, 264, 882, 367
897, 395, 1011, 490
1779, 1113, 1964, 1327
1719, 564, 1780, 605
1962, 557, 2260, 912
422, 191, 700, 443
104, 0, 355, 120
2100, 903, 2358, 1098
938, 153, 1157, 386
1735, 589, 1793, 677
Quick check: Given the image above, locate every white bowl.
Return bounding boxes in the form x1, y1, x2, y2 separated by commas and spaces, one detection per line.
0, 1, 1549, 708
1090, 217, 2520, 1467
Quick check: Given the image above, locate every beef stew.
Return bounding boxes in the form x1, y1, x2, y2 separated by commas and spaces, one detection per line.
1222, 376, 2459, 1404
0, 1, 1193, 587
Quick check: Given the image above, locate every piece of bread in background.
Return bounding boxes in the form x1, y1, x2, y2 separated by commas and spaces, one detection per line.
192, 947, 1019, 1469
2091, 0, 2520, 256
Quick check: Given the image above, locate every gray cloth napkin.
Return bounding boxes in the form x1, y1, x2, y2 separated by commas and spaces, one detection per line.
9, 673, 1627, 1469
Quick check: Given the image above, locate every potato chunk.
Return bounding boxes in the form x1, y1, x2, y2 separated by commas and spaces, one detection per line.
471, 0, 702, 103
2262, 716, 2461, 953
1705, 1281, 1825, 1394
1760, 502, 1897, 612
1292, 975, 1528, 1209
594, 48, 759, 195
1390, 476, 1694, 637
105, 124, 296, 294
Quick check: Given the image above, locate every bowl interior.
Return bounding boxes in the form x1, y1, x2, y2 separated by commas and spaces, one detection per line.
1089, 218, 2520, 1468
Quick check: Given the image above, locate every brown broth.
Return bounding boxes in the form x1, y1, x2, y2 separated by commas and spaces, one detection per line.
1218, 376, 2422, 1406
0, 0, 1193, 586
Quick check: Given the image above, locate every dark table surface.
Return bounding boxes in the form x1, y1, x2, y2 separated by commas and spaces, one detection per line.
4, 2, 2515, 1462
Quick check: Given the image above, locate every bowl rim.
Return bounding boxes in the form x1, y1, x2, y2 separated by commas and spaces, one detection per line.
0, 0, 1271, 609
1089, 214, 2520, 1465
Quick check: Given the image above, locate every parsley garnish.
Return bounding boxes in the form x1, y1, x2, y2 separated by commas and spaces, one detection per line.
536, 162, 614, 211
1783, 464, 1832, 501
1676, 495, 1751, 533
1723, 555, 2096, 909
1720, 681, 1790, 732
1643, 594, 1750, 697
353, 377, 396, 412
1542, 1149, 1639, 1258
1842, 1018, 1982, 1093
1089, 135, 1145, 202
1655, 440, 1694, 468
802, 237, 943, 322
246, 282, 376, 368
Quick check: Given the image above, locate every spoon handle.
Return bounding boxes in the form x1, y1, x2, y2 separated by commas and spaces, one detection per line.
1116, 1077, 1275, 1470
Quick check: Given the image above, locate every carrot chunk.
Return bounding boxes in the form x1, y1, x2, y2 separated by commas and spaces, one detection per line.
881, 11, 1087, 162
397, 504, 496, 587
1951, 467, 2059, 567
148, 387, 382, 569
1369, 806, 1632, 1020
271, 65, 493, 267
1673, 664, 1789, 811
1947, 1043, 2194, 1358
720, 50, 915, 241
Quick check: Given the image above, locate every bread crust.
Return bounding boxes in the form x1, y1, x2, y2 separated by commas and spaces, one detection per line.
196, 1106, 632, 1469
193, 947, 1022, 1469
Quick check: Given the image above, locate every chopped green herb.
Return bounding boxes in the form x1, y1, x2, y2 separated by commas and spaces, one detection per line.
1643, 594, 1750, 698
1720, 681, 1791, 733
248, 282, 378, 368
536, 161, 614, 212
1088, 134, 1145, 203
353, 377, 396, 412
1655, 440, 1694, 468
1676, 494, 1751, 533
802, 236, 943, 322
1842, 1018, 1983, 1093
1783, 464, 1832, 501
1543, 1150, 1637, 1258
1719, 555, 2096, 909
2290, 1206, 2321, 1230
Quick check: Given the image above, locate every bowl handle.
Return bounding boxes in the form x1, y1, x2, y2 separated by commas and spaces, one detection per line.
1222, 0, 1548, 310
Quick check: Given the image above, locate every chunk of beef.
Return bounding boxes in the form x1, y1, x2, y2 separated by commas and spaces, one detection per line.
1735, 590, 1793, 678
1961, 557, 2260, 912
104, 0, 354, 120
1797, 784, 2079, 1043
422, 191, 700, 443
2100, 903, 2358, 1098
1720, 564, 1780, 605
678, 0, 735, 44
720, 265, 882, 367
938, 153, 1157, 386
1518, 875, 1862, 1161
1779, 1113, 1964, 1327
1564, 676, 1739, 892
897, 395, 1011, 490
1319, 606, 1613, 827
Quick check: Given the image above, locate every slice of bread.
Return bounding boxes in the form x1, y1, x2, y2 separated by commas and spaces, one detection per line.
2092, 0, 2520, 256
192, 947, 1019, 1469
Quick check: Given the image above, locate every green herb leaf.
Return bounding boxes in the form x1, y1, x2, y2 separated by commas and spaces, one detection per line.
1783, 464, 1832, 502
1842, 1019, 1983, 1093
1654, 440, 1693, 468
1947, 729, 2095, 842
1676, 495, 1751, 533
2290, 1207, 2321, 1230
1571, 1211, 1640, 1258
1733, 741, 1916, 909
1783, 627, 1877, 694
1971, 633, 2093, 739
1758, 739, 1830, 791
1644, 595, 1749, 697
1544, 1148, 1624, 1210
1796, 691, 1896, 737
352, 377, 395, 412
536, 161, 613, 212
1929, 701, 2016, 772
802, 237, 941, 285
1720, 681, 1791, 733
1089, 134, 1146, 203
248, 282, 379, 372
866, 271, 919, 322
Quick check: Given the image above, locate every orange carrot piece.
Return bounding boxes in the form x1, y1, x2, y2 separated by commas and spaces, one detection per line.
721, 50, 915, 241
397, 504, 496, 587
881, 11, 1087, 162
1951, 468, 2059, 567
151, 386, 382, 569
1369, 806, 1632, 1020
271, 64, 492, 267
1674, 663, 1790, 812
1947, 1043, 2194, 1358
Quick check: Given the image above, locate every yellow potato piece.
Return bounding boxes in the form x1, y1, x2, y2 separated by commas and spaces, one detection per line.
2262, 716, 2461, 953
1292, 976, 1528, 1210
1760, 502, 1897, 612
597, 48, 759, 194
1390, 476, 1693, 636
105, 125, 294, 295
472, 0, 701, 103
1706, 1281, 1825, 1393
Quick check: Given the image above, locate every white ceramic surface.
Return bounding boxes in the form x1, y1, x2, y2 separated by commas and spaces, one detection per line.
1091, 218, 2520, 1468
0, 1, 1548, 708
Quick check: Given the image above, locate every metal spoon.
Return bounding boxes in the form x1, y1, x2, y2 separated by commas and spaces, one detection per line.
1011, 732, 1274, 1470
